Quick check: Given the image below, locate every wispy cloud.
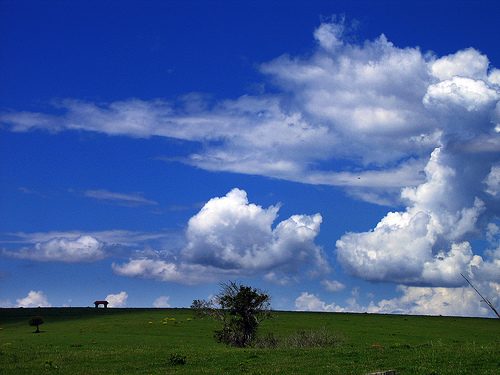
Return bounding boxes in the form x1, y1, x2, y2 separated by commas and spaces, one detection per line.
1, 229, 179, 248
0, 26, 444, 203
2, 235, 109, 263
0, 230, 184, 263
18, 187, 48, 198
321, 279, 346, 292
83, 189, 158, 206
1, 28, 498, 206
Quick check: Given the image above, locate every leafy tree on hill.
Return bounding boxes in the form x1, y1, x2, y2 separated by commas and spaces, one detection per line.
29, 316, 44, 333
191, 281, 272, 347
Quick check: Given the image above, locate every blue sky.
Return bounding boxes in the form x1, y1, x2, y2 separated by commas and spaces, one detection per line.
1, 0, 500, 317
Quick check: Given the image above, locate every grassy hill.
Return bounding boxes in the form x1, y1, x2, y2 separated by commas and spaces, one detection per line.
1, 307, 499, 374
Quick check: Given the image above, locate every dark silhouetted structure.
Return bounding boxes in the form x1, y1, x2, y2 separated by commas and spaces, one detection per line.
94, 300, 109, 308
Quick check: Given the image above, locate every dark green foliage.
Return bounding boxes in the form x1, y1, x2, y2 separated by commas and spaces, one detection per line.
167, 352, 187, 365
215, 282, 271, 347
29, 316, 43, 333
194, 281, 272, 347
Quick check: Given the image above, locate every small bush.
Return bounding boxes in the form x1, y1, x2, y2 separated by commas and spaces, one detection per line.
283, 327, 346, 348
44, 359, 56, 368
253, 332, 279, 349
254, 327, 346, 349
167, 352, 186, 366
194, 282, 272, 347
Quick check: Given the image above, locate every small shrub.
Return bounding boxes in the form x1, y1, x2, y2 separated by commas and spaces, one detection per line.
253, 332, 279, 349
283, 327, 346, 348
253, 327, 346, 349
198, 282, 272, 347
44, 359, 56, 368
167, 352, 186, 366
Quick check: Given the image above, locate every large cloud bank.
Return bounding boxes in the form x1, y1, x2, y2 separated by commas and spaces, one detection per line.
335, 44, 500, 291
2, 18, 500, 312
3, 21, 498, 204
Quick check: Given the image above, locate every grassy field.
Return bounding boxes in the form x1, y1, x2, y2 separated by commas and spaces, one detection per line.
0, 307, 499, 374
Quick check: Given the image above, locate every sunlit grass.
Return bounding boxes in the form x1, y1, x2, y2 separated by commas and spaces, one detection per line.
1, 308, 499, 374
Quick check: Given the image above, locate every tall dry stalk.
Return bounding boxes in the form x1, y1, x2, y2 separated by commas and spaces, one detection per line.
461, 273, 500, 318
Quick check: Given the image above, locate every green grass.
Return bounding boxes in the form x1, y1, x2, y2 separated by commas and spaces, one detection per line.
1, 307, 499, 374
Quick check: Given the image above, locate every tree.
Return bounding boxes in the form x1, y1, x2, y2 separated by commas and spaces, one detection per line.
29, 316, 44, 333
192, 282, 272, 347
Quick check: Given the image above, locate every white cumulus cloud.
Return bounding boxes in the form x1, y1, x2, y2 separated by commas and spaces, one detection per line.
16, 290, 51, 307
105, 291, 128, 307
183, 188, 327, 273
313, 15, 346, 49
295, 292, 346, 312
295, 283, 499, 317
336, 146, 497, 287
430, 48, 491, 82
153, 296, 171, 308
367, 285, 493, 317
335, 37, 500, 288
113, 188, 328, 285
423, 76, 499, 113
485, 166, 500, 197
